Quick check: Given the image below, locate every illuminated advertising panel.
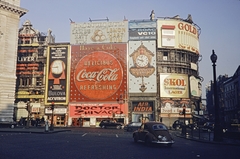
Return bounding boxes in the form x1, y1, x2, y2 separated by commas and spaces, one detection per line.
45, 45, 70, 105
190, 76, 202, 97
157, 19, 199, 54
70, 21, 128, 44
131, 101, 154, 122
69, 103, 126, 118
70, 44, 127, 102
129, 41, 156, 93
129, 20, 157, 40
160, 73, 189, 98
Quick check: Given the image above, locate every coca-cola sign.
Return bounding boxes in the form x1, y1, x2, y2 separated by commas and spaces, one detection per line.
74, 51, 123, 100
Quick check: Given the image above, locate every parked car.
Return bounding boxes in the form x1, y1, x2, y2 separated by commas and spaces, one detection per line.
99, 120, 124, 129
0, 121, 17, 128
133, 121, 174, 147
172, 120, 184, 130
124, 122, 142, 132
202, 122, 214, 132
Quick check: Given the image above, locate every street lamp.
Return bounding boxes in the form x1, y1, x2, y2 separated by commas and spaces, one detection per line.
50, 102, 55, 131
210, 50, 222, 142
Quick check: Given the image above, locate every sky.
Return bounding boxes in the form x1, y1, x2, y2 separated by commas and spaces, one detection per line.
19, 0, 240, 98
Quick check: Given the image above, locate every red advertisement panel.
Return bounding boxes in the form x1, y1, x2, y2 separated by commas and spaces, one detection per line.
69, 103, 126, 118
70, 44, 127, 102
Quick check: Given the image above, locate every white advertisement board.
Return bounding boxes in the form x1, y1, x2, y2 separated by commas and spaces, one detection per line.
160, 73, 189, 98
128, 41, 156, 93
70, 21, 128, 44
157, 19, 200, 54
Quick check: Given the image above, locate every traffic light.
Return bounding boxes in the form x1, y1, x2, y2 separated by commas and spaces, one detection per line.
25, 102, 31, 112
182, 105, 186, 115
50, 102, 55, 110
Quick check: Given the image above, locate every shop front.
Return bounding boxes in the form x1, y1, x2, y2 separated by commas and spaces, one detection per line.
45, 107, 67, 127
69, 103, 127, 127
131, 101, 155, 123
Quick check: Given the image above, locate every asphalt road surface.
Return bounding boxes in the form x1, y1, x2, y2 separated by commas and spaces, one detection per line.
0, 128, 239, 159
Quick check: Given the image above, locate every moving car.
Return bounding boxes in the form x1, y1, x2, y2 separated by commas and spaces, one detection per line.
133, 121, 174, 147
99, 120, 124, 129
124, 122, 142, 132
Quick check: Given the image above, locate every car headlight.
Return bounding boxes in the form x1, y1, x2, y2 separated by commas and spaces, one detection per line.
158, 135, 167, 141
158, 135, 163, 139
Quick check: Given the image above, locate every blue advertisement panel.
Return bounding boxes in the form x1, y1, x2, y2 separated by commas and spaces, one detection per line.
129, 20, 157, 40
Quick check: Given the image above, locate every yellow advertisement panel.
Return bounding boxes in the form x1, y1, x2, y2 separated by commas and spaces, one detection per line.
157, 19, 199, 54
160, 73, 189, 98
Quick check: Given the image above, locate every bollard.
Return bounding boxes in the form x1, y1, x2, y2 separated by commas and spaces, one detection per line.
45, 120, 49, 132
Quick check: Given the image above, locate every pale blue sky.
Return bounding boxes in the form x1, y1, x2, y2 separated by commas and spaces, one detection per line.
19, 0, 240, 98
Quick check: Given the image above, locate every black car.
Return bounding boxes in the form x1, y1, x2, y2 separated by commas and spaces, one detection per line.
172, 120, 184, 130
99, 120, 124, 129
0, 121, 17, 128
133, 121, 174, 147
124, 122, 142, 132
202, 122, 214, 132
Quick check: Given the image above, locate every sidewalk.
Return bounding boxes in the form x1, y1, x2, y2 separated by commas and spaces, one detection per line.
173, 131, 240, 146
0, 126, 71, 134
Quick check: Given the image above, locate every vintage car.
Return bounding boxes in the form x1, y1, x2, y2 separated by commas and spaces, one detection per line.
133, 121, 174, 147
99, 120, 124, 129
124, 122, 142, 132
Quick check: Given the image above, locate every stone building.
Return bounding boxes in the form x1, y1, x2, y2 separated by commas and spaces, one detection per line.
0, 0, 27, 122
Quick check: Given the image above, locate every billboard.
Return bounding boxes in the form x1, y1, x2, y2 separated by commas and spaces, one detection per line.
69, 103, 126, 118
70, 43, 127, 102
128, 41, 156, 93
45, 45, 70, 105
190, 76, 202, 97
70, 21, 128, 44
160, 73, 189, 98
129, 20, 157, 40
157, 19, 199, 54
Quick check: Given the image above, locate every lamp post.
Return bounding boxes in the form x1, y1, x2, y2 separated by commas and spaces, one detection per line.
210, 50, 222, 142
50, 102, 55, 131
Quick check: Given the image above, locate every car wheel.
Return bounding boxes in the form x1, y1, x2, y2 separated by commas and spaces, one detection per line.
133, 135, 138, 143
145, 137, 151, 146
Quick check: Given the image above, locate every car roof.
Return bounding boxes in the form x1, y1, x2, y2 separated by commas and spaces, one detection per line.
143, 121, 164, 126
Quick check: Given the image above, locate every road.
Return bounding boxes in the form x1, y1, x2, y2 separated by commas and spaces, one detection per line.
0, 128, 239, 159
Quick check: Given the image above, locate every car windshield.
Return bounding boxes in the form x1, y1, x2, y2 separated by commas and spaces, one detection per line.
152, 124, 168, 130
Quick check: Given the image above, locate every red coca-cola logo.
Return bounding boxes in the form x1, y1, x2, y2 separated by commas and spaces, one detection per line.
74, 51, 123, 100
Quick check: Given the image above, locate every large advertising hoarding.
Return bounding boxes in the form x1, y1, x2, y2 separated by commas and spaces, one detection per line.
129, 20, 157, 40
70, 21, 128, 44
45, 45, 70, 105
160, 73, 189, 98
69, 103, 126, 118
190, 75, 202, 97
70, 43, 127, 102
157, 19, 199, 54
129, 41, 156, 93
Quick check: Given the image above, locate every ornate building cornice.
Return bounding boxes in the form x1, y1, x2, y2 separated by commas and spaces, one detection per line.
0, 1, 28, 17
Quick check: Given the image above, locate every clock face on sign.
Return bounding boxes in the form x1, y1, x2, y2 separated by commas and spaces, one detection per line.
136, 55, 148, 67
51, 60, 64, 75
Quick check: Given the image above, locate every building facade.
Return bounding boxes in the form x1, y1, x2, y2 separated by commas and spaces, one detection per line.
0, 0, 27, 122
15, 20, 55, 123
206, 66, 240, 130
